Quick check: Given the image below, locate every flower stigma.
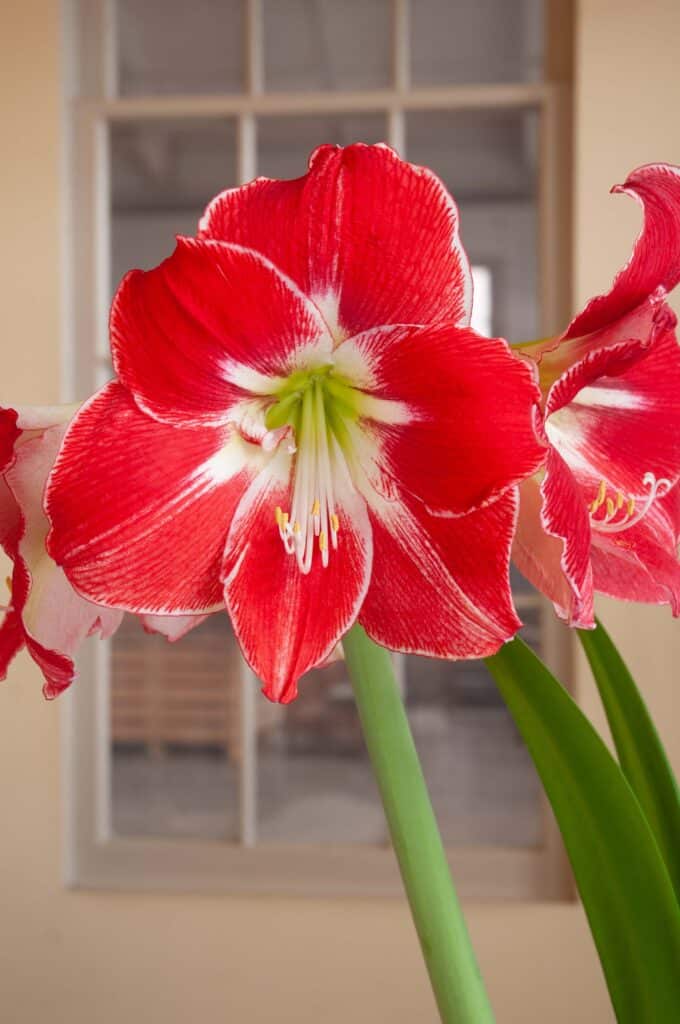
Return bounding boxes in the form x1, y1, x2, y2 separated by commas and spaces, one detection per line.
265, 364, 361, 573
588, 472, 671, 534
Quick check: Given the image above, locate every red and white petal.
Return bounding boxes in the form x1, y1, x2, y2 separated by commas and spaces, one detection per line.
0, 475, 21, 557
0, 608, 25, 681
46, 382, 257, 615
112, 237, 331, 427
141, 612, 211, 641
359, 487, 521, 658
0, 407, 19, 472
589, 482, 680, 612
199, 143, 472, 338
539, 448, 594, 627
566, 163, 680, 340
512, 475, 586, 625
335, 323, 544, 515
222, 450, 372, 703
6, 423, 124, 696
546, 329, 680, 498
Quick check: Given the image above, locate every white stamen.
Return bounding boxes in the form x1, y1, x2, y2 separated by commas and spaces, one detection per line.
589, 472, 671, 534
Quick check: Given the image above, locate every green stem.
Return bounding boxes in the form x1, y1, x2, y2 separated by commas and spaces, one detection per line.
342, 624, 495, 1024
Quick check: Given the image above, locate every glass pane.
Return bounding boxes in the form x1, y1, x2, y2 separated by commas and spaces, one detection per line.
411, 0, 544, 86
257, 113, 387, 179
110, 118, 237, 290
257, 659, 384, 843
111, 615, 243, 840
116, 0, 244, 96
404, 656, 542, 846
407, 107, 540, 343
403, 104, 543, 846
109, 117, 239, 841
263, 0, 392, 92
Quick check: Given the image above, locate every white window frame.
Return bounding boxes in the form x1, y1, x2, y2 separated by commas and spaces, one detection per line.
61, 0, 573, 899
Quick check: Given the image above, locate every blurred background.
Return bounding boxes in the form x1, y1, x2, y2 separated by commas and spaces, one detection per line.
1, 2, 679, 1022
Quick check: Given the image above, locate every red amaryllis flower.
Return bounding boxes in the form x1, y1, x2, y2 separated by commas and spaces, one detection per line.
513, 163, 680, 625
46, 144, 543, 702
0, 405, 208, 697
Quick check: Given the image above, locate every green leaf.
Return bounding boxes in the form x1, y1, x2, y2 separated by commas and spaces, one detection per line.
579, 619, 680, 905
486, 638, 680, 1023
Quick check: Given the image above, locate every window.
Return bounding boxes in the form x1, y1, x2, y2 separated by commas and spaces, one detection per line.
64, 0, 572, 898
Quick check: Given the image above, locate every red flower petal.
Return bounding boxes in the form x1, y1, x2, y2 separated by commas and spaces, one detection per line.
566, 163, 680, 340
513, 476, 588, 624
222, 451, 372, 703
0, 608, 24, 681
112, 237, 331, 427
590, 489, 680, 613
199, 143, 472, 338
359, 487, 521, 657
46, 382, 253, 614
336, 323, 544, 515
0, 407, 19, 473
546, 329, 680, 498
539, 448, 594, 626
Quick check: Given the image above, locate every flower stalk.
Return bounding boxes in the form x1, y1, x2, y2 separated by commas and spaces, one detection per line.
342, 623, 495, 1024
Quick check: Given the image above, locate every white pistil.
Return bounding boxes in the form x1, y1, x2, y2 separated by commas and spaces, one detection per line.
589, 472, 671, 534
275, 380, 343, 573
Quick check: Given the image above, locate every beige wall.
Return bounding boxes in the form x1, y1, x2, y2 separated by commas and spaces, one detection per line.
1, 1, 679, 1021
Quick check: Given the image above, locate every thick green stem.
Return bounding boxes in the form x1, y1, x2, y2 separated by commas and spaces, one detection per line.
342, 624, 495, 1024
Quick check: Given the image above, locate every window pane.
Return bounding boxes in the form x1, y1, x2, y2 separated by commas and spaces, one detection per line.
404, 104, 543, 847
116, 0, 244, 96
257, 113, 387, 179
404, 655, 542, 846
263, 0, 392, 92
411, 0, 544, 86
110, 118, 237, 290
109, 118, 239, 841
111, 615, 243, 840
407, 107, 540, 342
257, 660, 384, 844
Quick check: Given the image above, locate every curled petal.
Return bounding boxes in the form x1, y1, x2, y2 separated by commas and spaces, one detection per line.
359, 487, 521, 657
335, 323, 544, 515
46, 382, 255, 615
222, 450, 372, 703
200, 142, 472, 337
0, 408, 19, 472
567, 163, 680, 340
112, 238, 331, 427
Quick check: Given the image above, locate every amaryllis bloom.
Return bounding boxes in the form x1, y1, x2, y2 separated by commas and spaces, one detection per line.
513, 163, 680, 625
0, 405, 207, 697
46, 144, 544, 702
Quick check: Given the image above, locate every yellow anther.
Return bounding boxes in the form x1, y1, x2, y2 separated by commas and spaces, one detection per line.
312, 499, 320, 516
280, 512, 289, 531
330, 513, 339, 533
592, 479, 606, 512
275, 505, 283, 526
5, 576, 11, 594
616, 490, 624, 510
319, 531, 328, 552
627, 496, 636, 517
605, 497, 615, 517
589, 499, 599, 514
293, 520, 301, 535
